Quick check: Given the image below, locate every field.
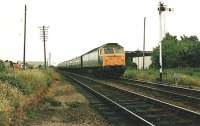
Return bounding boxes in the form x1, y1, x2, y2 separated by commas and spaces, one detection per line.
124, 67, 200, 88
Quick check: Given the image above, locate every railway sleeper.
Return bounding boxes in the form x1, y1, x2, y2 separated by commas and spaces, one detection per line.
103, 111, 118, 116
94, 106, 111, 111
95, 107, 134, 125
92, 105, 132, 125
115, 98, 144, 101
156, 119, 195, 126
116, 99, 141, 102
134, 108, 164, 115
155, 120, 176, 126
119, 101, 148, 106
142, 113, 177, 122
89, 100, 101, 104
126, 104, 153, 110
172, 120, 198, 126
92, 102, 107, 106
111, 97, 136, 100
106, 116, 123, 122
100, 92, 128, 97
118, 102, 148, 106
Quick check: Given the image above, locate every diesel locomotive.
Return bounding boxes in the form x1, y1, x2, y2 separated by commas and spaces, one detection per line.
58, 43, 126, 77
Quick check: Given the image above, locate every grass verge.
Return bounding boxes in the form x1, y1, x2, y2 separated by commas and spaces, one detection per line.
0, 68, 58, 125
124, 67, 200, 88
23, 77, 110, 126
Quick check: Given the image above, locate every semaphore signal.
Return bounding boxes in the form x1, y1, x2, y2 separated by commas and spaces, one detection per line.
158, 1, 173, 81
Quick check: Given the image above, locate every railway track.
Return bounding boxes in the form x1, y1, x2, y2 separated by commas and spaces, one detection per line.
120, 77, 200, 99
62, 71, 200, 126
105, 77, 200, 109
61, 72, 148, 126
74, 73, 200, 110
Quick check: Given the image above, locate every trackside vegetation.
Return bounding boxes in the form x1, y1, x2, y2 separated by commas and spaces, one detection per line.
151, 33, 200, 68
124, 67, 200, 88
125, 33, 200, 88
0, 68, 56, 125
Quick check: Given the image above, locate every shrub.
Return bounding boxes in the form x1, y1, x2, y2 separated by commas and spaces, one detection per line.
0, 69, 56, 125
14, 69, 52, 95
0, 82, 24, 125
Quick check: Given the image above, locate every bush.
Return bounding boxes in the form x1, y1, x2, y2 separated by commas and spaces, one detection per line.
0, 81, 24, 125
0, 69, 56, 125
152, 33, 200, 68
0, 73, 25, 94
14, 69, 53, 95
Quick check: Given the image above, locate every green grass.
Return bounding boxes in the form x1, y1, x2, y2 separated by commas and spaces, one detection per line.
124, 67, 160, 81
124, 67, 200, 88
14, 69, 53, 95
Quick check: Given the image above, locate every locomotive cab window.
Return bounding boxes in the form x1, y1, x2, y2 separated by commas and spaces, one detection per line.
114, 47, 124, 54
104, 48, 114, 54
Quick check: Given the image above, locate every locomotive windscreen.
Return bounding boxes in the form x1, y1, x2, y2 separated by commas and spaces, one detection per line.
104, 47, 124, 54
114, 47, 124, 54
104, 48, 114, 54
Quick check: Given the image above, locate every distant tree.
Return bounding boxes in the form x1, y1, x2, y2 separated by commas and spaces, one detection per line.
151, 33, 200, 68
151, 33, 178, 68
177, 35, 200, 67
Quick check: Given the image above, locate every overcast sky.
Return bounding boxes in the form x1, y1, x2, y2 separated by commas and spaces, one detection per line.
0, 0, 199, 65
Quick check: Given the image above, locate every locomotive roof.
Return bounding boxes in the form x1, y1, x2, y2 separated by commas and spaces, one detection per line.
83, 43, 123, 55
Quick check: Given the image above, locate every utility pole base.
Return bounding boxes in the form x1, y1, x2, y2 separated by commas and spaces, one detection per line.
160, 73, 163, 81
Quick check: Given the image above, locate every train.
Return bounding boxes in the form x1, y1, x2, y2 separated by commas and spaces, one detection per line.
57, 43, 126, 77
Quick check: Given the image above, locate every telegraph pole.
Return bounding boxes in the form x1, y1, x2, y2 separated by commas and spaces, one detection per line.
23, 5, 27, 70
142, 17, 146, 70
40, 26, 49, 69
43, 26, 47, 69
158, 1, 173, 81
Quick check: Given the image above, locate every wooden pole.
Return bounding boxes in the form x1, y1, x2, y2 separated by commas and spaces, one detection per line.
43, 26, 47, 69
23, 5, 27, 70
142, 17, 146, 70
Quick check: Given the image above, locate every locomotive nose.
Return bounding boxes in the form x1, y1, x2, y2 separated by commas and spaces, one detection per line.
103, 55, 125, 66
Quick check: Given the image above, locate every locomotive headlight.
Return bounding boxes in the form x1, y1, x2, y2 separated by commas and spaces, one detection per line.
105, 57, 109, 62
121, 56, 124, 61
